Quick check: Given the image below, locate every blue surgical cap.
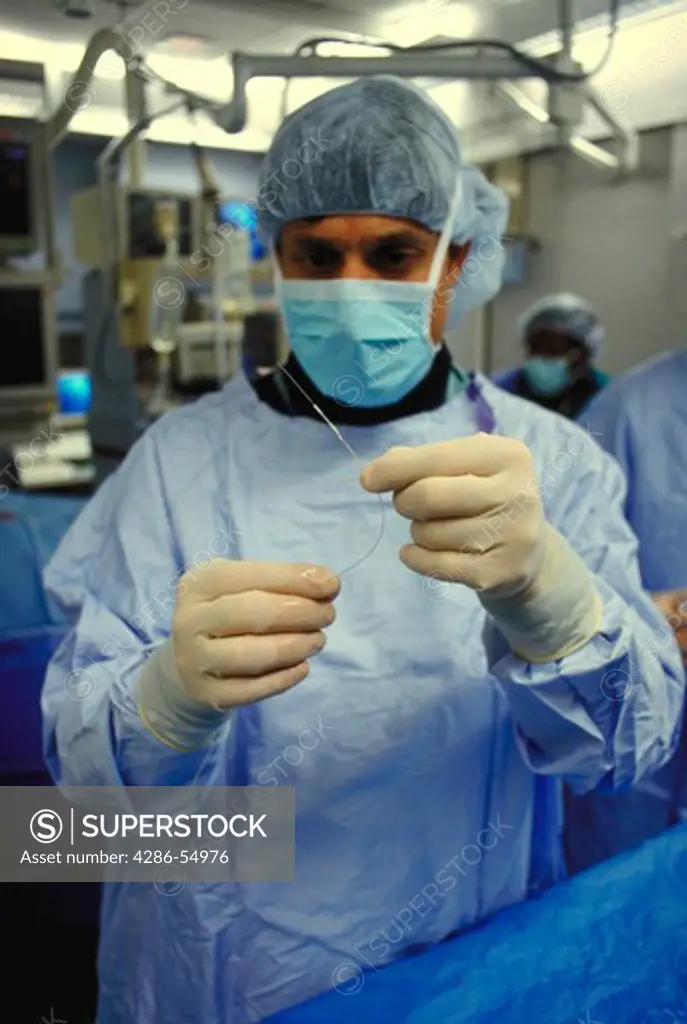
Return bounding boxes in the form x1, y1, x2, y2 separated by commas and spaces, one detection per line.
519, 293, 605, 356
257, 75, 509, 319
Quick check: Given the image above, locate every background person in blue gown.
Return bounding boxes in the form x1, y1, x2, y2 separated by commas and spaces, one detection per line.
564, 347, 687, 873
494, 293, 611, 420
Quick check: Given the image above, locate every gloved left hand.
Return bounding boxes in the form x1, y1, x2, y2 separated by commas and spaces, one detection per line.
361, 434, 544, 597
361, 433, 603, 661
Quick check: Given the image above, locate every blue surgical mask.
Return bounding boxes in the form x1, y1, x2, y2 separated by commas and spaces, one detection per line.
522, 357, 570, 397
274, 182, 463, 408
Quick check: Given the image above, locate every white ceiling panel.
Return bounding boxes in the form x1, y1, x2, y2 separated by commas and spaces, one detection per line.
0, 0, 380, 46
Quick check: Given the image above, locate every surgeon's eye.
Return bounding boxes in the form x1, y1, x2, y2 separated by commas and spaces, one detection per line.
292, 243, 343, 275
366, 244, 426, 277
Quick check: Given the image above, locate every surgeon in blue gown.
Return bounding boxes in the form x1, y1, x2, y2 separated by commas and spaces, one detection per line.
41, 77, 684, 1023
564, 348, 687, 872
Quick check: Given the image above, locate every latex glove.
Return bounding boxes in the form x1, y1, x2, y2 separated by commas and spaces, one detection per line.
361, 434, 603, 661
653, 590, 687, 664
138, 561, 340, 750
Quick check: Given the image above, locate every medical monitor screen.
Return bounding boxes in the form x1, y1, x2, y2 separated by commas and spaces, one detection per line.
0, 142, 32, 243
0, 287, 45, 387
57, 369, 91, 414
218, 201, 267, 262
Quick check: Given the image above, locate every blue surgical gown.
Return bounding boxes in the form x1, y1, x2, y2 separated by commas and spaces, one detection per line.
41, 372, 684, 1023
583, 350, 687, 591
564, 349, 687, 870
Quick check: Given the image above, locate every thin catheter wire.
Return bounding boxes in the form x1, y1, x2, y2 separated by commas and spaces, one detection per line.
110, 363, 387, 781
276, 361, 387, 577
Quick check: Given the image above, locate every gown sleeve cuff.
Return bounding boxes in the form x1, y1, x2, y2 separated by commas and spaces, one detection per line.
137, 638, 230, 752
479, 524, 604, 662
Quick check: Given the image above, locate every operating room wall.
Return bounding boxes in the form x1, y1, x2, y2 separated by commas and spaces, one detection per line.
486, 125, 684, 377
53, 138, 262, 333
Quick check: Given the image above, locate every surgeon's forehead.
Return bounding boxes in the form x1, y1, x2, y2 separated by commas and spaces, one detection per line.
279, 215, 437, 246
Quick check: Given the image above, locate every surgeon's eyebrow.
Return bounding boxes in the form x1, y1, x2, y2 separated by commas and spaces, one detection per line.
373, 228, 433, 244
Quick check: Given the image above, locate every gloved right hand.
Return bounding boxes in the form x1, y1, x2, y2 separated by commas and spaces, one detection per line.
653, 589, 687, 665
137, 561, 340, 750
